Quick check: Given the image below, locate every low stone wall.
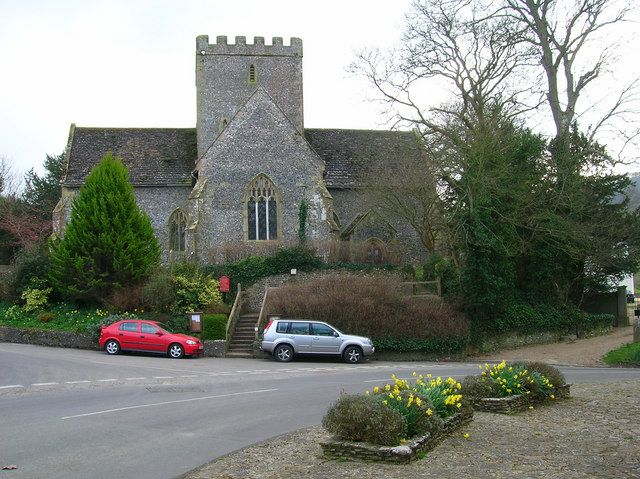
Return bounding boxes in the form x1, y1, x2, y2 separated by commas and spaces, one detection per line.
472, 384, 571, 414
473, 331, 563, 354
0, 326, 98, 350
320, 410, 473, 463
202, 340, 226, 357
0, 326, 228, 357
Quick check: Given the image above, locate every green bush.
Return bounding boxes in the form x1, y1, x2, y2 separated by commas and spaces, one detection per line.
171, 265, 222, 314
373, 337, 468, 354
201, 314, 227, 340
476, 299, 614, 338
9, 242, 51, 295
322, 394, 406, 446
21, 287, 52, 313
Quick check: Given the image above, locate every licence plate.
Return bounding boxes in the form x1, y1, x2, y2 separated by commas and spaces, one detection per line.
198, 345, 203, 349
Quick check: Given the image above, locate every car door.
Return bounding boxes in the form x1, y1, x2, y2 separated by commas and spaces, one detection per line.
286, 322, 312, 353
117, 321, 140, 350
138, 322, 164, 352
310, 322, 342, 354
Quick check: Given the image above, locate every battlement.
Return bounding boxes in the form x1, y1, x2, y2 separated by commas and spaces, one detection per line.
196, 35, 303, 57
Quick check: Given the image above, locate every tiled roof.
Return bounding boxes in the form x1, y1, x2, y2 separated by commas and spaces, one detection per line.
304, 129, 423, 188
62, 126, 422, 189
63, 127, 197, 187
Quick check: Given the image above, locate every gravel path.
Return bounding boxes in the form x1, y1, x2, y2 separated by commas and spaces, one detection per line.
478, 326, 635, 367
181, 380, 640, 479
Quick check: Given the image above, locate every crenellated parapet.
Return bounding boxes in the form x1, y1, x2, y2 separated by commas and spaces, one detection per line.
196, 35, 303, 57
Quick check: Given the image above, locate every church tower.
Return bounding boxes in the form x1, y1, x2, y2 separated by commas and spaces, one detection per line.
195, 35, 304, 157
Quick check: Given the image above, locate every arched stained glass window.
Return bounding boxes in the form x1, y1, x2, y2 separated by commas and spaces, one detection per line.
246, 175, 278, 241
169, 209, 187, 252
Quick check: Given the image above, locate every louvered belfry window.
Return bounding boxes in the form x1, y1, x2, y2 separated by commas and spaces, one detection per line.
247, 175, 278, 241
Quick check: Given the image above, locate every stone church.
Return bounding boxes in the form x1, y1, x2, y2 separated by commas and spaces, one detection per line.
53, 35, 425, 264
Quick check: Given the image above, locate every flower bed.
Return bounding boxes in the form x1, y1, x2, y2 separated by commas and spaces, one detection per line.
320, 408, 472, 463
463, 361, 571, 414
320, 373, 474, 463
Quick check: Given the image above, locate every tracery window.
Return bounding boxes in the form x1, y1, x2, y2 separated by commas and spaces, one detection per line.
169, 209, 187, 252
246, 175, 278, 241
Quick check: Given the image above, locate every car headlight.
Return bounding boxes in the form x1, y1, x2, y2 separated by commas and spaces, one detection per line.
186, 340, 197, 345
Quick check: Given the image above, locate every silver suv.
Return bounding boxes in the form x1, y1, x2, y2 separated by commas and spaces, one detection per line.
260, 319, 375, 363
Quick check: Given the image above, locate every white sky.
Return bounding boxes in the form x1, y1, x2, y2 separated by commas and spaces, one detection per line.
0, 0, 412, 178
1, 0, 638, 179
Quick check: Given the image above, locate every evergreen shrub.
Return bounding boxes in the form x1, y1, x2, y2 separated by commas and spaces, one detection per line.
49, 153, 160, 301
322, 394, 406, 446
201, 314, 227, 340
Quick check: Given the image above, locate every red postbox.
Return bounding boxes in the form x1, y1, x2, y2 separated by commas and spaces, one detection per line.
219, 275, 230, 293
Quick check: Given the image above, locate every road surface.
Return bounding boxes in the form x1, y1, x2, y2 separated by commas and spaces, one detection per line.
1, 343, 638, 479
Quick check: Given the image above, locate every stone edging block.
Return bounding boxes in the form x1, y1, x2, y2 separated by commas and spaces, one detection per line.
472, 384, 571, 414
320, 410, 473, 463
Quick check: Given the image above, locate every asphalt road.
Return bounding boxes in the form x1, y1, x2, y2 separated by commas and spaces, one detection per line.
1, 343, 639, 479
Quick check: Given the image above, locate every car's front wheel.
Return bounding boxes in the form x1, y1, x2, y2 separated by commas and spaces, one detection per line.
105, 340, 120, 355
168, 343, 185, 359
343, 345, 363, 364
274, 344, 294, 362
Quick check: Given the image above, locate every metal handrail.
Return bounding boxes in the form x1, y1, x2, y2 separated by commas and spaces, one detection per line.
225, 283, 242, 341
255, 286, 271, 340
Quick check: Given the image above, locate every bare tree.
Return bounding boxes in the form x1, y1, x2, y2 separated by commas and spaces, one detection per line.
503, 0, 639, 155
359, 140, 444, 253
0, 156, 22, 198
352, 0, 542, 139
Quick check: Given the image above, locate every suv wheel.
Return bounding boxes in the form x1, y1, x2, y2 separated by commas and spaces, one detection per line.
274, 344, 294, 362
343, 346, 363, 364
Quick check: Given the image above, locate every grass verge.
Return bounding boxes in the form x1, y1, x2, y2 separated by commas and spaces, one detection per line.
603, 342, 640, 367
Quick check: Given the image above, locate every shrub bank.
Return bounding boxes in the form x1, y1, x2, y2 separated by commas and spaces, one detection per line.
320, 409, 472, 463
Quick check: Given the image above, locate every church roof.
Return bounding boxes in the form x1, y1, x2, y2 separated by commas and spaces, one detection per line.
304, 129, 424, 188
63, 126, 422, 189
62, 127, 197, 187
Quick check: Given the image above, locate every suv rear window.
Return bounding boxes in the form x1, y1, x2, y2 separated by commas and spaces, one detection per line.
276, 321, 290, 333
288, 322, 310, 335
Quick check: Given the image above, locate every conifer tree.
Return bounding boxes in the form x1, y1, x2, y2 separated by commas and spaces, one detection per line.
49, 153, 160, 301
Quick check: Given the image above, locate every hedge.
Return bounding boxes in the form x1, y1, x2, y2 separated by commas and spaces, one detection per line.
201, 314, 228, 340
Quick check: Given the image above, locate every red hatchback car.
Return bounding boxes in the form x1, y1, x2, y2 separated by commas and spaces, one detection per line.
99, 320, 203, 359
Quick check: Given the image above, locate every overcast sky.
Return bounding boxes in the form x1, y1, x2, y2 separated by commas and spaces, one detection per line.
1, 0, 639, 180
0, 0, 413, 178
